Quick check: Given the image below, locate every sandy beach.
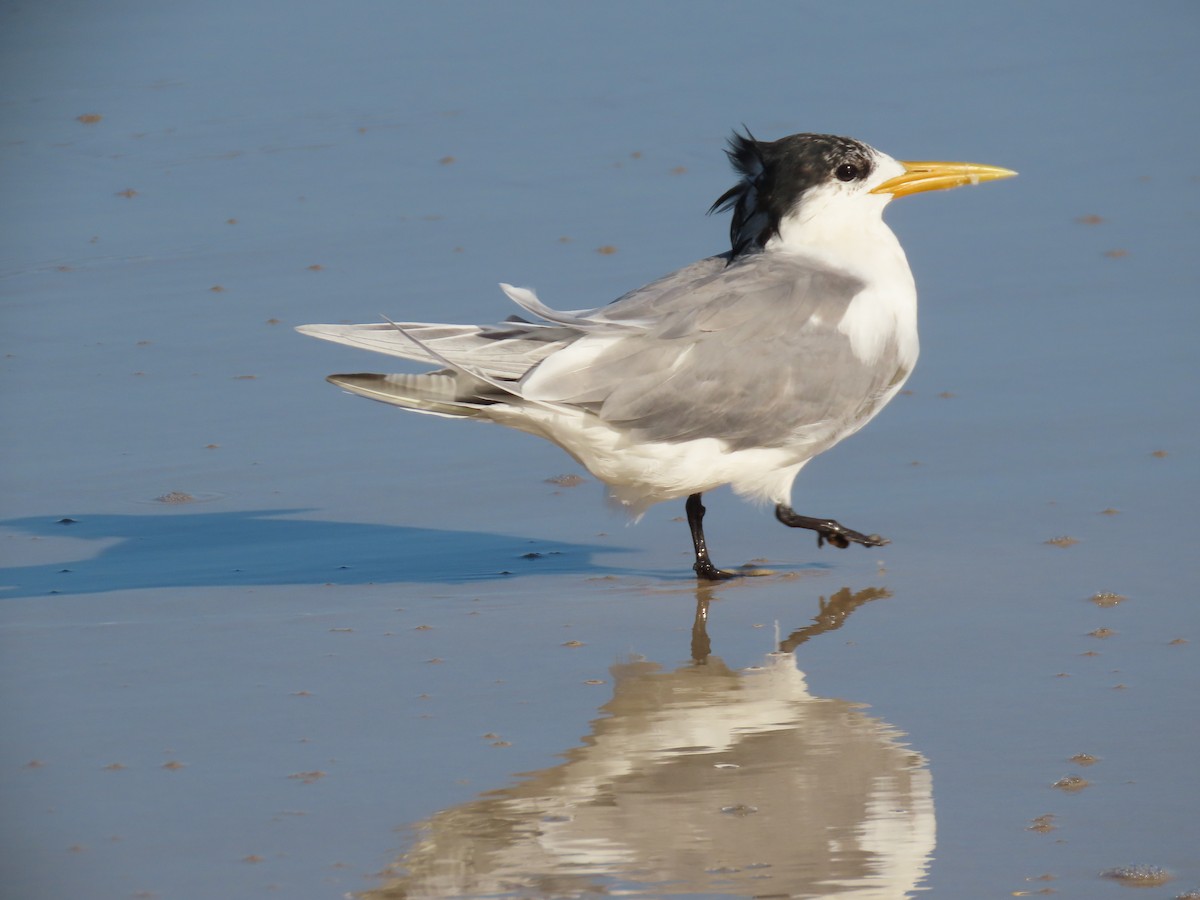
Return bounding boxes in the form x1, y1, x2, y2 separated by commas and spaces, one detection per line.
2, 3, 1198, 897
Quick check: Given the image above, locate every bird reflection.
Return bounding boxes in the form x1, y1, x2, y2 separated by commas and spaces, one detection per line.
363, 587, 934, 899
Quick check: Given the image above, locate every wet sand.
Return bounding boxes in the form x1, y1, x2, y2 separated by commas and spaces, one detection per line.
2, 3, 1198, 897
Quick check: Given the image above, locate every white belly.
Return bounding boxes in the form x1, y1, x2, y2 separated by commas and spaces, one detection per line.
491, 405, 809, 517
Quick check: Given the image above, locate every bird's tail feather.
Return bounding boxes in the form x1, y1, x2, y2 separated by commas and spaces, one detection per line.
301, 298, 585, 418
325, 320, 574, 421
325, 372, 486, 419
379, 316, 527, 400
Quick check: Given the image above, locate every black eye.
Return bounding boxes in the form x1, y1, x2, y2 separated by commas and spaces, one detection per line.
836, 163, 861, 182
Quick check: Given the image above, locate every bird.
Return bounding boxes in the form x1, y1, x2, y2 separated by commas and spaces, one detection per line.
297, 130, 1015, 580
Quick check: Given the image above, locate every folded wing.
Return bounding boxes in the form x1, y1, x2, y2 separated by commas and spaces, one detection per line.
298, 251, 907, 452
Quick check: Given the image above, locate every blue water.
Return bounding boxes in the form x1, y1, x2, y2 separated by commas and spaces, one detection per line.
3, 2, 1198, 897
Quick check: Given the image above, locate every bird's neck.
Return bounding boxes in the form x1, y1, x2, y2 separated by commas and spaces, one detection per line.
771, 199, 911, 286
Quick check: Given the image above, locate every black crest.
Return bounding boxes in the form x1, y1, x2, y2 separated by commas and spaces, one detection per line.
710, 130, 876, 259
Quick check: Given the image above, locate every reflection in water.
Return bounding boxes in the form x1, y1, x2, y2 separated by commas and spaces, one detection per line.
365, 588, 934, 899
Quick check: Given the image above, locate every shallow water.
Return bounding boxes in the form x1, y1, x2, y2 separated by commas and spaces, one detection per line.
2, 2, 1199, 898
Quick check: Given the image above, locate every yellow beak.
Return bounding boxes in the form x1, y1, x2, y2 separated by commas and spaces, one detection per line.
870, 161, 1018, 198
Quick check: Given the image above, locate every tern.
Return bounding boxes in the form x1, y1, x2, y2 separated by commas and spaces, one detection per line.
298, 131, 1015, 579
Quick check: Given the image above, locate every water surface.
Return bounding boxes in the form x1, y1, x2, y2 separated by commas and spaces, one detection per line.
2, 2, 1198, 898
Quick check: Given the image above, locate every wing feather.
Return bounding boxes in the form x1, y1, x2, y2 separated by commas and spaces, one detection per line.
300, 251, 909, 453
522, 252, 906, 450
297, 318, 576, 380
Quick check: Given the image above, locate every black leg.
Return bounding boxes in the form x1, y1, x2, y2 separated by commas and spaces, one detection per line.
690, 586, 713, 663
774, 504, 889, 549
777, 587, 891, 653
686, 493, 739, 580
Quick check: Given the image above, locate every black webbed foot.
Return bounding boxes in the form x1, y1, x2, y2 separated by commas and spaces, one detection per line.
692, 558, 742, 581
774, 505, 889, 549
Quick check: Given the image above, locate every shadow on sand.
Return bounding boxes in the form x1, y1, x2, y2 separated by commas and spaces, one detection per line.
0, 509, 630, 598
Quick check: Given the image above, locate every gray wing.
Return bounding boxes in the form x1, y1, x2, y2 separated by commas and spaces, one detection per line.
522, 253, 909, 450
295, 319, 578, 380
294, 256, 735, 381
